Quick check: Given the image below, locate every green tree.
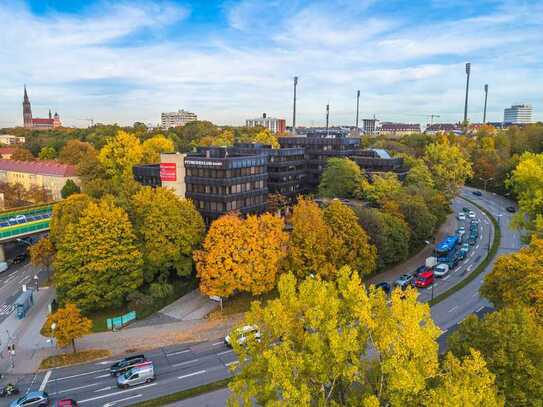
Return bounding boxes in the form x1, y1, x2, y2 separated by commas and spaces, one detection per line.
49, 193, 94, 245
397, 194, 437, 248
141, 135, 175, 163
61, 179, 81, 199
38, 146, 56, 160
41, 304, 92, 353
59, 140, 97, 165
358, 172, 403, 205
318, 158, 364, 198
54, 197, 144, 312
98, 130, 143, 181
130, 187, 205, 282
403, 157, 434, 189
424, 140, 473, 198
11, 147, 35, 161
323, 200, 377, 276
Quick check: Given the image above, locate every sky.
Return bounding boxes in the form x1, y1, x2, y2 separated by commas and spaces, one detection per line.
0, 0, 542, 128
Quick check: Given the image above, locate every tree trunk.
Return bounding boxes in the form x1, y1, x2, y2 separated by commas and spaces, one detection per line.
72, 339, 76, 353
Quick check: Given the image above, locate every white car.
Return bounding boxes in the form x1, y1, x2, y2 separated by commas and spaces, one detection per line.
225, 325, 261, 347
457, 213, 466, 221
433, 264, 450, 277
468, 211, 476, 219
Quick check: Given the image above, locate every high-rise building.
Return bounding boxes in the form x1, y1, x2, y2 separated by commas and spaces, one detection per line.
161, 110, 197, 129
246, 113, 286, 134
362, 119, 379, 135
22, 86, 61, 130
503, 104, 532, 124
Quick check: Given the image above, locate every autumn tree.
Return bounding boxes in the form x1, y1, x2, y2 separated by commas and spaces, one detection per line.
481, 236, 543, 323
266, 193, 289, 215
403, 156, 434, 189
61, 179, 81, 199
448, 307, 543, 406
358, 172, 403, 204
11, 147, 34, 161
29, 237, 55, 275
195, 213, 288, 298
228, 267, 500, 406
397, 194, 437, 248
141, 135, 175, 163
38, 146, 56, 160
49, 193, 94, 245
285, 197, 335, 279
54, 197, 144, 312
98, 130, 143, 181
130, 187, 205, 283
318, 158, 364, 198
41, 304, 92, 353
59, 140, 97, 165
323, 200, 376, 275
238, 128, 280, 148
423, 140, 473, 198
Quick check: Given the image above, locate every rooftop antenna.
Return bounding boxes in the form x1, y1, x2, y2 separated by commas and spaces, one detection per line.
483, 84, 489, 124
292, 76, 298, 135
326, 103, 330, 136
355, 90, 360, 131
463, 62, 471, 125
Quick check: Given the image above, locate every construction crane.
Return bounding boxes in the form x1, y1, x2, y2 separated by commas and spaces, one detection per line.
426, 114, 440, 126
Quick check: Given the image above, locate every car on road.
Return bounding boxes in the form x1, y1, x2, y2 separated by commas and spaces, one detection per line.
12, 253, 27, 264
10, 391, 49, 407
414, 271, 434, 288
413, 265, 428, 277
468, 235, 477, 245
15, 215, 26, 223
116, 361, 155, 389
506, 206, 516, 213
374, 281, 392, 295
462, 207, 470, 213
55, 400, 78, 407
458, 247, 468, 260
457, 213, 466, 221
472, 190, 482, 196
468, 211, 476, 219
433, 264, 450, 278
225, 325, 261, 347
0, 262, 8, 273
394, 274, 413, 290
456, 227, 465, 237
110, 355, 147, 376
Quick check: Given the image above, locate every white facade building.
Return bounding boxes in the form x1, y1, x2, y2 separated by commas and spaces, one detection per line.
161, 110, 197, 129
246, 113, 286, 134
503, 104, 532, 124
0, 134, 25, 145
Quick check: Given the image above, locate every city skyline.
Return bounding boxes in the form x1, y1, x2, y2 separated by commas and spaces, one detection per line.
0, 0, 542, 128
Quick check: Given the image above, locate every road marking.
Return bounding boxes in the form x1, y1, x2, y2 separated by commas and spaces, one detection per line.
467, 265, 473, 272
52, 383, 101, 395
212, 341, 224, 346
217, 349, 234, 356
443, 275, 450, 281
95, 386, 113, 392
103, 394, 143, 407
167, 349, 191, 356
78, 383, 156, 404
472, 292, 479, 297
39, 370, 52, 391
225, 361, 239, 367
95, 373, 111, 378
441, 329, 448, 334
50, 368, 109, 382
448, 305, 459, 313
97, 359, 120, 365
172, 358, 199, 367
476, 306, 484, 313
475, 244, 480, 250
469, 252, 474, 258
0, 303, 15, 315
178, 370, 206, 380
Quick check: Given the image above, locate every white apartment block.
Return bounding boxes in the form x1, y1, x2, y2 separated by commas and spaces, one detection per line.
246, 113, 286, 134
161, 110, 197, 129
503, 104, 533, 124
0, 134, 25, 145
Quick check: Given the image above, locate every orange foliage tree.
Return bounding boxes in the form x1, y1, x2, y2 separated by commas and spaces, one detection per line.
194, 213, 288, 298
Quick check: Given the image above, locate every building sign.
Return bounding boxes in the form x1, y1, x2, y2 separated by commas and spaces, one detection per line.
184, 160, 223, 167
160, 162, 177, 181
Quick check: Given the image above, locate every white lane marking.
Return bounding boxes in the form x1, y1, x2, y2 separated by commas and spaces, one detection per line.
217, 349, 234, 356
52, 383, 101, 395
212, 341, 224, 346
39, 370, 52, 391
167, 349, 191, 356
95, 373, 111, 378
443, 275, 450, 281
97, 360, 120, 365
178, 370, 206, 380
467, 265, 473, 272
469, 252, 474, 258
481, 226, 483, 232
95, 386, 113, 392
476, 306, 484, 313
50, 368, 109, 382
103, 394, 143, 407
78, 383, 156, 404
448, 305, 459, 313
475, 244, 480, 250
225, 361, 239, 367
480, 235, 483, 241
441, 329, 448, 334
472, 292, 479, 297
172, 358, 199, 368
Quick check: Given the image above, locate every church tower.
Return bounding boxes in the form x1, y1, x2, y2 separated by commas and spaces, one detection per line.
23, 85, 32, 129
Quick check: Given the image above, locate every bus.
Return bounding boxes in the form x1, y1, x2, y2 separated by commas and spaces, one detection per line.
435, 235, 460, 267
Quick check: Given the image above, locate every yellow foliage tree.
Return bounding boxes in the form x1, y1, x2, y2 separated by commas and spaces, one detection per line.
141, 135, 175, 163
194, 213, 287, 298
29, 237, 55, 274
41, 303, 92, 353
49, 193, 94, 245
98, 131, 143, 180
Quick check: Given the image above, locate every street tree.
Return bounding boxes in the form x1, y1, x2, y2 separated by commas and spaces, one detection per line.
448, 307, 543, 406
59, 140, 97, 165
41, 303, 92, 353
61, 179, 81, 199
98, 130, 143, 181
29, 237, 55, 276
195, 213, 287, 298
423, 140, 473, 198
130, 187, 205, 282
397, 194, 437, 249
38, 146, 56, 160
141, 135, 175, 163
358, 172, 402, 205
323, 200, 377, 276
54, 197, 144, 312
318, 158, 364, 198
49, 193, 94, 245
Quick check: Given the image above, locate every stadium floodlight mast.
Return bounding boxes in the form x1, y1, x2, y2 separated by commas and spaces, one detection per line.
355, 90, 360, 130
483, 84, 489, 124
326, 104, 330, 136
463, 62, 471, 125
292, 76, 298, 135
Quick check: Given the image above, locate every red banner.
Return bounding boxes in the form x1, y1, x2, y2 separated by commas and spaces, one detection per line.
160, 162, 177, 181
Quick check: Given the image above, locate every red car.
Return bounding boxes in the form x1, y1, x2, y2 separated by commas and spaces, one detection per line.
56, 400, 78, 407
414, 271, 434, 288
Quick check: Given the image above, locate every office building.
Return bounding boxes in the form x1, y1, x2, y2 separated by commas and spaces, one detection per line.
0, 135, 25, 145
246, 113, 286, 134
161, 110, 197, 129
350, 149, 409, 180
362, 119, 379, 135
503, 104, 532, 124
132, 164, 161, 188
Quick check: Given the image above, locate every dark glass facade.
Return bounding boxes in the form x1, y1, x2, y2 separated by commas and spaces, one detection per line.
132, 164, 161, 187
350, 150, 409, 180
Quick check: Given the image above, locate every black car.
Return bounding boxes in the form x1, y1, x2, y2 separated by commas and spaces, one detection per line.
12, 253, 28, 264
506, 206, 516, 213
110, 355, 147, 376
414, 265, 427, 278
472, 190, 482, 196
375, 282, 391, 295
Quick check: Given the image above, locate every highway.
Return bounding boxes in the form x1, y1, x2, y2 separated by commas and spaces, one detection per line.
0, 188, 521, 407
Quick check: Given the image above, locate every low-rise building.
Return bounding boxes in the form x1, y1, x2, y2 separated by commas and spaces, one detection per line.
0, 160, 79, 200
424, 123, 462, 135
378, 122, 421, 136
0, 135, 25, 145
0, 147, 18, 159
246, 113, 286, 134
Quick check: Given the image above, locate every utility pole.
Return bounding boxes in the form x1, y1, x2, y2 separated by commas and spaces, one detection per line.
355, 90, 360, 131
292, 76, 298, 135
464, 62, 471, 125
483, 84, 489, 124
325, 104, 330, 136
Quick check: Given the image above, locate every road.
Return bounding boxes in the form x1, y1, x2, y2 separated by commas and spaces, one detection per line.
0, 188, 521, 407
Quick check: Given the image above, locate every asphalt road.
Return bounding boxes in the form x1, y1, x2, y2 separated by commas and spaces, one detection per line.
0, 188, 521, 407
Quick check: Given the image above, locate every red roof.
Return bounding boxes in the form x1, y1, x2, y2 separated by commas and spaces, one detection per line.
0, 159, 77, 177
0, 147, 17, 154
32, 118, 53, 125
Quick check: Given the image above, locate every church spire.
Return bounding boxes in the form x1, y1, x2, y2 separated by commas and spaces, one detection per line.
23, 85, 29, 103
23, 85, 33, 129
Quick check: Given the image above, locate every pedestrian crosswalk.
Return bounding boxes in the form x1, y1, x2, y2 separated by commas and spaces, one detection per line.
0, 303, 15, 315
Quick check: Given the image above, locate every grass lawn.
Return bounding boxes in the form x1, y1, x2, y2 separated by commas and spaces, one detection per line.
40, 349, 110, 369
88, 278, 196, 333
207, 289, 277, 320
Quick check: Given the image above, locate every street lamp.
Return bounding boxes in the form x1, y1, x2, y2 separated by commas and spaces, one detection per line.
479, 176, 494, 192
50, 322, 57, 350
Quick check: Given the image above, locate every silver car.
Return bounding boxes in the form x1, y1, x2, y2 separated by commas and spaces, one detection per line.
116, 361, 155, 388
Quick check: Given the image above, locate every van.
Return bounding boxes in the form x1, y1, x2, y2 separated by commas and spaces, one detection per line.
0, 262, 8, 273
116, 361, 155, 388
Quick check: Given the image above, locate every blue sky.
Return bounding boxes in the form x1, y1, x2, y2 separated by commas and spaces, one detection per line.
0, 0, 541, 127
